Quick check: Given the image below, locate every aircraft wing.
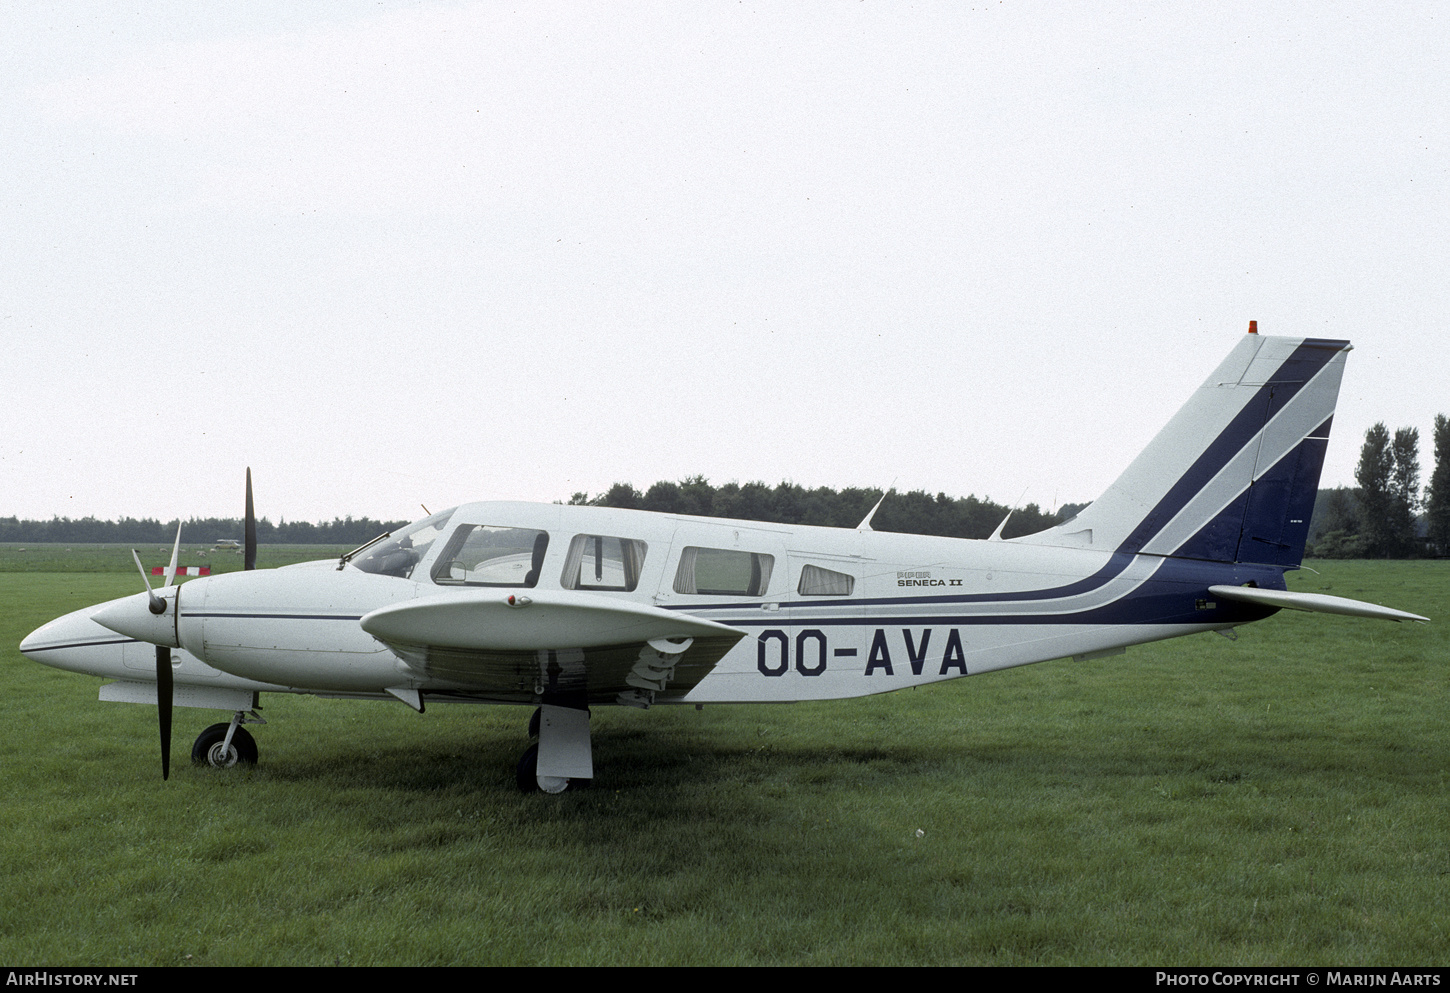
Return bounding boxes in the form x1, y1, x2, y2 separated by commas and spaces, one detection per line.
1207, 585, 1429, 623
359, 590, 745, 703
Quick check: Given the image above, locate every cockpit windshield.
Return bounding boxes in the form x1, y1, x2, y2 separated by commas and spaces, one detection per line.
348, 507, 456, 579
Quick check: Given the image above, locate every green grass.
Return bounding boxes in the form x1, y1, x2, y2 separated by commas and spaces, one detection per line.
1, 561, 1444, 965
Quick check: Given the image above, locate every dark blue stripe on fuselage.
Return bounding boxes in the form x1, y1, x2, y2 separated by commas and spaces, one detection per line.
675, 558, 1284, 629
679, 551, 1139, 614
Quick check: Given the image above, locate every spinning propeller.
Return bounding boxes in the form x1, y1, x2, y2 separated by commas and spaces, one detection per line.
121, 469, 257, 780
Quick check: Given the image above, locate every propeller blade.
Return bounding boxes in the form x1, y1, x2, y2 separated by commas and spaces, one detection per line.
130, 549, 166, 615
156, 644, 172, 780
244, 468, 257, 571
163, 522, 182, 588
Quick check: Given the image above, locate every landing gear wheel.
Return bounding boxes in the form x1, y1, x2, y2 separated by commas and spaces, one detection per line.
191, 723, 258, 769
515, 743, 570, 794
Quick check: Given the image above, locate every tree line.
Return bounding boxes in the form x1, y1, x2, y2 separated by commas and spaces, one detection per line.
565, 478, 1063, 539
0, 515, 411, 546
1308, 414, 1450, 558
0, 480, 1062, 545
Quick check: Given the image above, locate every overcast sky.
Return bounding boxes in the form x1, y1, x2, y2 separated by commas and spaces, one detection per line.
3, 2, 1445, 526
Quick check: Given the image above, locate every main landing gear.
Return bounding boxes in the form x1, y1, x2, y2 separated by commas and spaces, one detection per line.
191, 710, 265, 769
516, 704, 592, 794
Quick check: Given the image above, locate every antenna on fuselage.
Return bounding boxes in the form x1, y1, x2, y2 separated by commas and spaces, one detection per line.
988, 511, 1012, 541
988, 486, 1032, 542
857, 479, 897, 531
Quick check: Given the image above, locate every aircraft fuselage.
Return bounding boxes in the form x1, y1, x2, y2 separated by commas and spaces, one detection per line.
23, 501, 1281, 708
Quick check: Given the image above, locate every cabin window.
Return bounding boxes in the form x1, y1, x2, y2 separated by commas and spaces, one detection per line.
672, 547, 774, 596
431, 525, 550, 587
559, 535, 647, 592
350, 507, 455, 579
798, 564, 854, 596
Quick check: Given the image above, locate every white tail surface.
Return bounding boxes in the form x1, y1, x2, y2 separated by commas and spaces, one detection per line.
1019, 334, 1350, 567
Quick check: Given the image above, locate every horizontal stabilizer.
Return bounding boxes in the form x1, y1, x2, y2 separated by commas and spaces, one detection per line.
1207, 585, 1428, 623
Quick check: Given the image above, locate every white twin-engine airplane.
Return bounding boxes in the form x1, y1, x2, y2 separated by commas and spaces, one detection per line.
20, 328, 1428, 792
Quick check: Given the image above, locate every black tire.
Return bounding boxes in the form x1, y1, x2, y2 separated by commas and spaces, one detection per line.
516, 743, 540, 792
191, 723, 258, 769
515, 743, 573, 794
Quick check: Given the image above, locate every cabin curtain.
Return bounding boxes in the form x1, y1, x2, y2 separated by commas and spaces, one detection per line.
673, 547, 699, 594
560, 535, 587, 590
750, 554, 773, 596
621, 539, 646, 591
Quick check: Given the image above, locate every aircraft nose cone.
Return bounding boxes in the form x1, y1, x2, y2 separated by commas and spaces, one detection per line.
19, 616, 64, 659
19, 603, 132, 675
92, 589, 181, 648
19, 627, 41, 657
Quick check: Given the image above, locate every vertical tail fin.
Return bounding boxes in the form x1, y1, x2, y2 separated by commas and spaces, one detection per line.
1019, 333, 1350, 567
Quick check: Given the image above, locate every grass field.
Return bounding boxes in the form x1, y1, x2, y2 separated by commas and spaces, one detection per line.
1, 557, 1444, 965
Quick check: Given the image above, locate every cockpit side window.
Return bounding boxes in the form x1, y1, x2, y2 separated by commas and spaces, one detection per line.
559, 535, 647, 592
349, 508, 455, 580
672, 547, 774, 596
431, 525, 549, 587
